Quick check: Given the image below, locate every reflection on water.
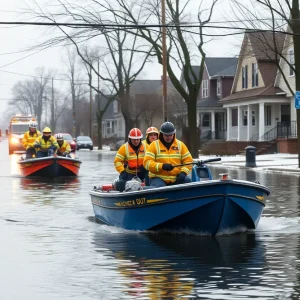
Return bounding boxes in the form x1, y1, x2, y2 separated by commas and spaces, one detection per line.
92, 232, 266, 299
3, 147, 300, 299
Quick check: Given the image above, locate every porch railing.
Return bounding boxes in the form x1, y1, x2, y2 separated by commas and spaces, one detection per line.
251, 121, 297, 141
200, 129, 227, 145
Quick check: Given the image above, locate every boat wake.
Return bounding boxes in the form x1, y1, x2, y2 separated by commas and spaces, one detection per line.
91, 216, 300, 236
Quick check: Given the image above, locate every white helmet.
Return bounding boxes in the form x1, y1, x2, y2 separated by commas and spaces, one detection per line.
29, 121, 38, 129
56, 134, 64, 141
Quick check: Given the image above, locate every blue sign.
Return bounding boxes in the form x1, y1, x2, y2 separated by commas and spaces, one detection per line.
295, 91, 300, 109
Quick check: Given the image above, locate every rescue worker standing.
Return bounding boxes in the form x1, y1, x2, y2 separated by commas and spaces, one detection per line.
22, 120, 41, 159
33, 127, 59, 158
114, 128, 146, 192
142, 126, 159, 185
56, 134, 71, 157
143, 121, 193, 187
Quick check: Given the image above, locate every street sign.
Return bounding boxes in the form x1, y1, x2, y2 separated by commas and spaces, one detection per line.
295, 91, 300, 109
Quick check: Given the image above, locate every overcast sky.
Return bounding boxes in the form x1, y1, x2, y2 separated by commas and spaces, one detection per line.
0, 0, 242, 117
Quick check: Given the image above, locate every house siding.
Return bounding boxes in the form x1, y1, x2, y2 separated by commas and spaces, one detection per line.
235, 41, 263, 92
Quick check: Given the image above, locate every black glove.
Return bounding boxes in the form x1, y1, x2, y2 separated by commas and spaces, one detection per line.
63, 152, 69, 157
34, 143, 41, 148
162, 164, 174, 171
139, 165, 146, 173
177, 172, 186, 182
119, 170, 127, 180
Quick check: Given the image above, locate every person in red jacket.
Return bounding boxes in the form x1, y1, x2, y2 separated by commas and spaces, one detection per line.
113, 128, 146, 191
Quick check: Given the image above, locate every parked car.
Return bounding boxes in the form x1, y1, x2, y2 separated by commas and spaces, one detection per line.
76, 136, 93, 150
54, 133, 76, 152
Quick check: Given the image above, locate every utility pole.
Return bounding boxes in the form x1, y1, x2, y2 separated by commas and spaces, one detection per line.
161, 0, 168, 122
51, 77, 55, 132
89, 65, 93, 138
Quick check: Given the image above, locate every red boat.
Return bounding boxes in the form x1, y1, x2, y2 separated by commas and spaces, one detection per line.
18, 155, 82, 177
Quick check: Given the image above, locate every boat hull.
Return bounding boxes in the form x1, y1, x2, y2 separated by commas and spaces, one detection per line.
90, 180, 270, 235
18, 156, 82, 177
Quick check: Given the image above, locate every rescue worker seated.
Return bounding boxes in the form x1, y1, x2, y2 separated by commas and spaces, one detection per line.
22, 120, 41, 159
33, 127, 59, 158
142, 126, 159, 186
143, 121, 193, 188
113, 128, 146, 192
56, 134, 71, 157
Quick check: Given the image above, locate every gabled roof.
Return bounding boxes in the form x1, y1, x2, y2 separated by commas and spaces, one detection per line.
228, 31, 286, 99
130, 79, 174, 94
247, 31, 285, 61
205, 57, 238, 77
220, 85, 285, 102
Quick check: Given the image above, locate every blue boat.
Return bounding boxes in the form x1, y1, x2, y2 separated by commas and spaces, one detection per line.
89, 158, 270, 235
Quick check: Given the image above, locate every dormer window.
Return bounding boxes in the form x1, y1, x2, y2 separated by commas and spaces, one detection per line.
252, 63, 258, 87
202, 80, 208, 98
242, 65, 248, 89
217, 79, 220, 96
289, 49, 295, 76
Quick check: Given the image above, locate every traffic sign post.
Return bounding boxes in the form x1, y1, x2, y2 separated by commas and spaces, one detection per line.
295, 91, 300, 109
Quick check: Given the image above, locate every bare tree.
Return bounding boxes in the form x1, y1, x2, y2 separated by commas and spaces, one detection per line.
102, 0, 219, 157
10, 68, 52, 127
30, 0, 153, 149
230, 0, 300, 166
62, 46, 88, 137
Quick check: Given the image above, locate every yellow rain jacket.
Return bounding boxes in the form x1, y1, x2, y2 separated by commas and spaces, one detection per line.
34, 136, 59, 152
22, 130, 42, 149
57, 141, 71, 154
143, 139, 193, 184
114, 142, 145, 175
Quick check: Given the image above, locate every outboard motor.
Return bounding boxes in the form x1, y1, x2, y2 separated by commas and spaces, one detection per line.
191, 165, 213, 181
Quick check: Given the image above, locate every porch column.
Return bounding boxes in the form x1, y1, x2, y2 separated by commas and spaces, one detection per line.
247, 104, 251, 140
237, 106, 241, 141
211, 112, 215, 137
259, 102, 265, 140
226, 107, 230, 140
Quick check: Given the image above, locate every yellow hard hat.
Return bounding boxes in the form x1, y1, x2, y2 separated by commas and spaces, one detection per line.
43, 127, 52, 133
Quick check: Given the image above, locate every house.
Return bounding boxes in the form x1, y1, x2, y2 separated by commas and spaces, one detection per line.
219, 31, 288, 146
99, 79, 180, 142
196, 57, 238, 140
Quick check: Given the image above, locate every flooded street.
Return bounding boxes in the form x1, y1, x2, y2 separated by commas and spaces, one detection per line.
1, 138, 300, 299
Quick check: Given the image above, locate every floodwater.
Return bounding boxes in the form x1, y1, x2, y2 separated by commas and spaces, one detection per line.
1, 138, 300, 299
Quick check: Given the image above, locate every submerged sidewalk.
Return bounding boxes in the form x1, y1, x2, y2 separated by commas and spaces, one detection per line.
200, 153, 300, 174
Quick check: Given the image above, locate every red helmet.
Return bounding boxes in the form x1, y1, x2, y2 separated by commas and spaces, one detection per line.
128, 128, 143, 139
146, 126, 159, 135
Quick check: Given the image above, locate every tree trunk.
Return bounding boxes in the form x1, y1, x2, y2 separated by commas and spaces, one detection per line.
186, 98, 199, 158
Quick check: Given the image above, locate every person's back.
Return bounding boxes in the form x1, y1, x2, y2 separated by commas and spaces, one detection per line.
143, 121, 193, 187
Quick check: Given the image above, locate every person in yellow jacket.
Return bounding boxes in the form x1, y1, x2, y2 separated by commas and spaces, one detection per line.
143, 121, 193, 187
56, 134, 71, 157
22, 120, 41, 159
33, 127, 59, 158
142, 126, 159, 185
114, 128, 146, 191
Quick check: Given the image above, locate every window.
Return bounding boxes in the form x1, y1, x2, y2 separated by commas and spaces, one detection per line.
252, 63, 258, 87
202, 80, 208, 98
289, 49, 295, 76
252, 110, 256, 126
202, 114, 210, 127
242, 110, 248, 126
265, 105, 271, 126
232, 108, 238, 126
217, 79, 220, 96
242, 65, 248, 89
